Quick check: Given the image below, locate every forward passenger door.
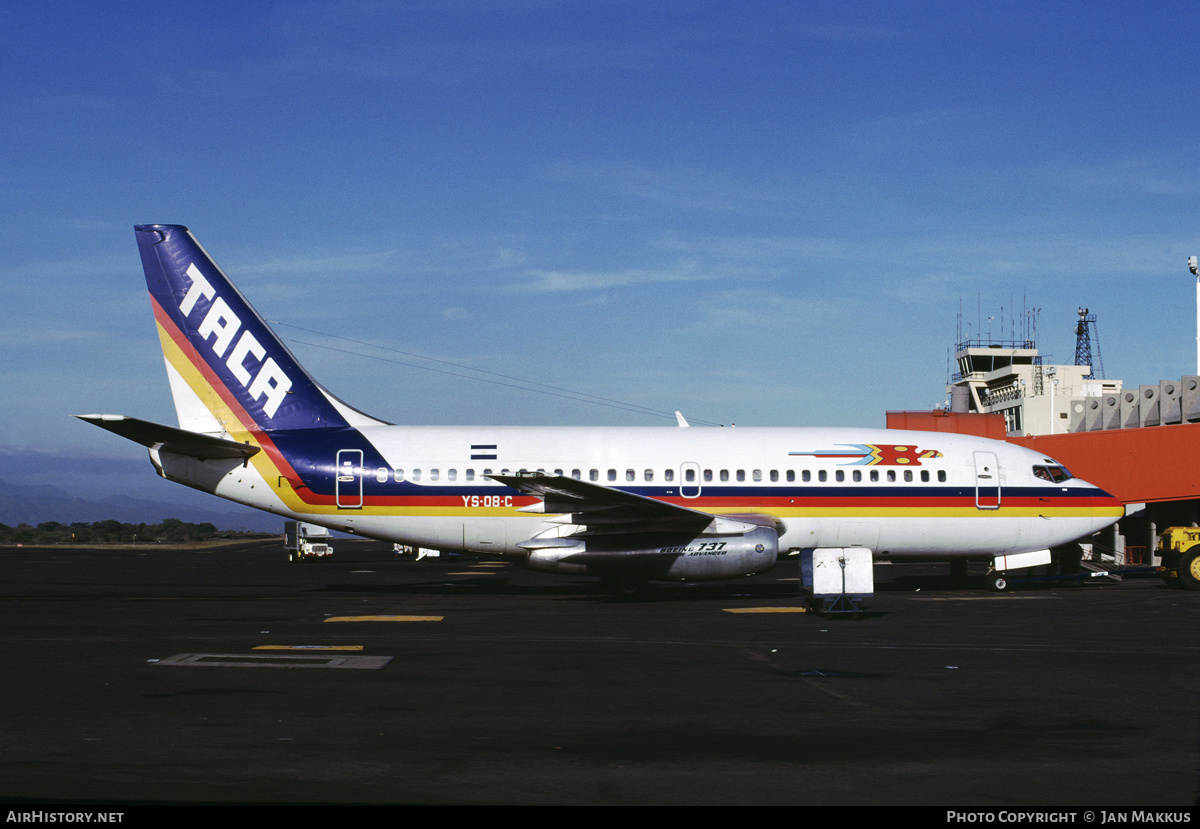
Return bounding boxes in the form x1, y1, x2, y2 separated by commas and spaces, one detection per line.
973, 451, 1001, 509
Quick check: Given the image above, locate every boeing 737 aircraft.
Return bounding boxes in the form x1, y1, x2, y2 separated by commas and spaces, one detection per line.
80, 225, 1124, 593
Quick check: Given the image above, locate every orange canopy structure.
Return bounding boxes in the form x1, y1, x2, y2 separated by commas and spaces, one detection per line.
888, 410, 1200, 505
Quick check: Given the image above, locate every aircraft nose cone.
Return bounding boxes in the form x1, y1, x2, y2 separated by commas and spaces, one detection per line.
1079, 479, 1125, 527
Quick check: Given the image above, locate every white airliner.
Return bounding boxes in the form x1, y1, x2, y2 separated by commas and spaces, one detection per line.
79, 225, 1124, 593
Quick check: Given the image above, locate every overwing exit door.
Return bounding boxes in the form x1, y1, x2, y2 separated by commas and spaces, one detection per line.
680, 462, 701, 498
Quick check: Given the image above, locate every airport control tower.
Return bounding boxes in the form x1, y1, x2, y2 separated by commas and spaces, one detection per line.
948, 335, 1119, 437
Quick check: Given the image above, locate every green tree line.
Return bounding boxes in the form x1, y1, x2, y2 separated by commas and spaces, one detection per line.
0, 518, 220, 544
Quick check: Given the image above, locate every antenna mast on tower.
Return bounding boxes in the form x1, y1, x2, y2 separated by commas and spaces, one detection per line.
1074, 307, 1104, 379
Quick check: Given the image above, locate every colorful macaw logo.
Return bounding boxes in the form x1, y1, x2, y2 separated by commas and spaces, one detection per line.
788, 444, 943, 466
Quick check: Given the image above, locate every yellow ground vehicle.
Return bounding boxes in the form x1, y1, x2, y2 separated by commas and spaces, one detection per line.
1157, 527, 1200, 590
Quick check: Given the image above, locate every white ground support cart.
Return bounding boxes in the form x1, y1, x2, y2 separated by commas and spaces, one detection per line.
800, 547, 874, 615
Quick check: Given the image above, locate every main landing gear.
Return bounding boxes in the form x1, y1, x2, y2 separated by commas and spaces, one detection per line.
600, 573, 648, 600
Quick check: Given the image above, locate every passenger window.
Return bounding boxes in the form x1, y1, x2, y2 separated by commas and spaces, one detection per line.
887, 470, 896, 482
590, 469, 599, 481
465, 469, 475, 481
608, 469, 617, 482
786, 470, 794, 482
412, 469, 422, 481
736, 470, 745, 482
685, 468, 695, 482
802, 470, 811, 482
644, 469, 653, 481
664, 469, 674, 482
394, 468, 405, 482
920, 470, 929, 482
572, 469, 582, 480
720, 470, 729, 482
938, 470, 946, 482
704, 469, 713, 482
430, 469, 439, 481
448, 469, 457, 481
818, 470, 827, 482
852, 470, 861, 482
626, 469, 635, 482
769, 470, 778, 482
376, 467, 388, 483
870, 470, 879, 482
904, 470, 913, 482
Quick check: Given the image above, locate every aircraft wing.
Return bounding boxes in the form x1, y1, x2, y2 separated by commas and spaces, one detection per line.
489, 473, 784, 570
489, 473, 712, 532
488, 473, 783, 553
75, 415, 260, 461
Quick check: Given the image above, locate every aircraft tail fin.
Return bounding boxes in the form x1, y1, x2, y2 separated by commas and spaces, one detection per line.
134, 224, 386, 436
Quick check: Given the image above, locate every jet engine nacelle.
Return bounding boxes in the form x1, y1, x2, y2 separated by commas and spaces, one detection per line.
525, 525, 779, 581
659, 525, 779, 581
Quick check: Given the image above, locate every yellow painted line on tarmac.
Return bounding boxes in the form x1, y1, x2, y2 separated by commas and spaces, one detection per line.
907, 595, 1049, 601
325, 615, 444, 622
723, 606, 807, 614
254, 645, 364, 651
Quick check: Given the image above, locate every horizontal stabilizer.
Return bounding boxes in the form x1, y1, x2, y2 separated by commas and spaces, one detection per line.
75, 415, 260, 461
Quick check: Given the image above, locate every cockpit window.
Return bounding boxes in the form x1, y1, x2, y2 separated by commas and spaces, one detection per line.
1033, 465, 1073, 483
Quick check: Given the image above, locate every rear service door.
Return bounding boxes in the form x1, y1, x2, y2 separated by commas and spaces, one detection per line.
336, 449, 363, 509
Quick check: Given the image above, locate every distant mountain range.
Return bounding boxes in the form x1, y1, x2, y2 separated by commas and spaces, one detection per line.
0, 476, 281, 531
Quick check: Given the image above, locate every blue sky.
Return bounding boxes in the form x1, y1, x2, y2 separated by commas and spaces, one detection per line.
3, 1, 1200, 506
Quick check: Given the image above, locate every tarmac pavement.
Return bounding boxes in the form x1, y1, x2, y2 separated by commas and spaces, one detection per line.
0, 540, 1196, 807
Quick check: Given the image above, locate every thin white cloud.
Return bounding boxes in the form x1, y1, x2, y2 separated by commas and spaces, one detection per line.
516, 266, 716, 293
543, 159, 814, 218
235, 250, 399, 277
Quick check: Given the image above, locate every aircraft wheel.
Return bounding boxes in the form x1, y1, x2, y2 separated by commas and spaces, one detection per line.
987, 572, 1009, 592
1179, 548, 1200, 591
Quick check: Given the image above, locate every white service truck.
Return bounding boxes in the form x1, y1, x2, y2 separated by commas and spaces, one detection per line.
284, 521, 333, 562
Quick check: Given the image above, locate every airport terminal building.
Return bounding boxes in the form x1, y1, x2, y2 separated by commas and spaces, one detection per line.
890, 328, 1200, 567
